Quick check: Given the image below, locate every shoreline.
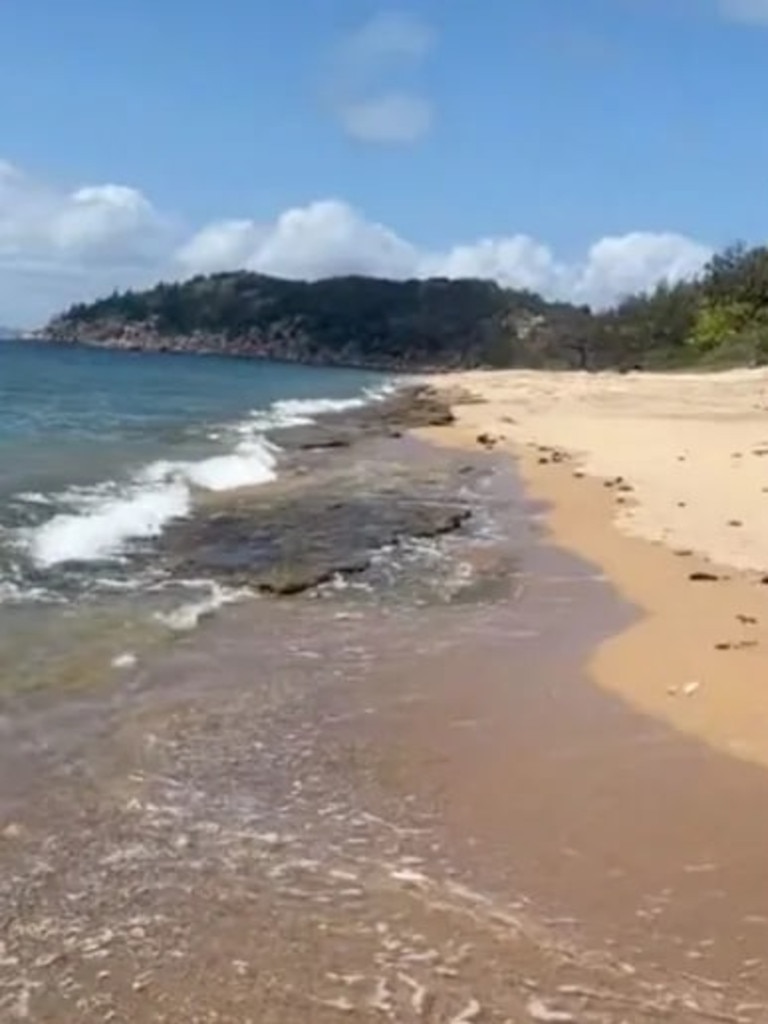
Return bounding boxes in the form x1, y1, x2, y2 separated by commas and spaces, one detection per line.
4, 398, 768, 1017
421, 368, 768, 768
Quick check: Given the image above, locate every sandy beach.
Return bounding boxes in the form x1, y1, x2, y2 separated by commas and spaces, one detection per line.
423, 368, 768, 767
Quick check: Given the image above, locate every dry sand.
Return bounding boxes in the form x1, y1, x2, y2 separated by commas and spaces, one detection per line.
422, 368, 768, 767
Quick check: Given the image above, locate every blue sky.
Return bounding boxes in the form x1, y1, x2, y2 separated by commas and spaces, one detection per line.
1, 0, 767, 322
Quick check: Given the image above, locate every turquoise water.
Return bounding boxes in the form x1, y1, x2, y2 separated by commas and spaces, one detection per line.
0, 340, 385, 687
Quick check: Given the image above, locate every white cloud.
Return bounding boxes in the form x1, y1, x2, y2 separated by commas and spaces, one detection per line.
343, 11, 434, 63
0, 163, 167, 265
718, 0, 768, 23
327, 12, 435, 144
337, 93, 433, 144
570, 232, 713, 305
0, 156, 714, 325
0, 159, 175, 324
181, 201, 419, 281
177, 199, 712, 310
176, 220, 265, 275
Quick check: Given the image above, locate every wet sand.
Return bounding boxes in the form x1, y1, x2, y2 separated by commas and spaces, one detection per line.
2, 442, 768, 1021
421, 368, 768, 767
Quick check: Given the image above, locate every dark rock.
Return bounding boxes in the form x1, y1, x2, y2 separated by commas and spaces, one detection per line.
737, 614, 758, 625
166, 469, 472, 597
688, 571, 720, 582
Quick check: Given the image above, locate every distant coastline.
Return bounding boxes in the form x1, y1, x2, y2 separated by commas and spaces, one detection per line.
36, 244, 768, 371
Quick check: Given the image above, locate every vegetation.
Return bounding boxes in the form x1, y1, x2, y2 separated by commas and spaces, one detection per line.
43, 244, 768, 371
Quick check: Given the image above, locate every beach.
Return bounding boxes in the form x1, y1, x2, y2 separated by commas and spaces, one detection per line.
3, 368, 768, 1021
423, 367, 768, 768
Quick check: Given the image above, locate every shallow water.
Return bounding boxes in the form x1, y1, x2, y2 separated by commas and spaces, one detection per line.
2, 450, 765, 1022
0, 340, 385, 688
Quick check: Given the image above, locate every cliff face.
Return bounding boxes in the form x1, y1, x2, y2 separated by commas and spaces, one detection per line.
40, 271, 595, 371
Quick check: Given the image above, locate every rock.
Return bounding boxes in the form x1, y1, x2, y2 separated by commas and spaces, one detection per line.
476, 433, 496, 448
689, 571, 720, 582
682, 681, 701, 697
728, 519, 743, 527
737, 614, 758, 625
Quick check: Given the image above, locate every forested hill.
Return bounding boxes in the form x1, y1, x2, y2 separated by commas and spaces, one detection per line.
40, 244, 768, 371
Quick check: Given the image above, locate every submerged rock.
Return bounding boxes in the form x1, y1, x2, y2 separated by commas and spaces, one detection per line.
170, 489, 470, 595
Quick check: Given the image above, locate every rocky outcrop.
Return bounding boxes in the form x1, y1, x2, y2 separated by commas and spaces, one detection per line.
38, 271, 593, 371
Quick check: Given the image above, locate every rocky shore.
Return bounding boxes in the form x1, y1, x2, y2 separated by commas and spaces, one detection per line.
156, 384, 480, 596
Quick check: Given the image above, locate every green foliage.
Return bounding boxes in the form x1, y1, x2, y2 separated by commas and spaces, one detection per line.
688, 301, 754, 352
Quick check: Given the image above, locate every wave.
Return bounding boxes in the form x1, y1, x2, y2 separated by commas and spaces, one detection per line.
17, 382, 394, 572
26, 436, 278, 568
28, 482, 191, 568
245, 383, 396, 431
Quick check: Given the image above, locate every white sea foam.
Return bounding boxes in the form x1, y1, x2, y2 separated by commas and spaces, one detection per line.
246, 382, 397, 431
141, 437, 278, 492
21, 381, 394, 570
154, 582, 251, 632
111, 651, 137, 670
29, 483, 191, 568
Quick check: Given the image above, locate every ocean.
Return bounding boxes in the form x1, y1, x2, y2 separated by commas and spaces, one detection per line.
0, 339, 386, 690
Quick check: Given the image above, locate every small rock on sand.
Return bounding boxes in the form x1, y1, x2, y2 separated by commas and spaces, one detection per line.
526, 996, 576, 1022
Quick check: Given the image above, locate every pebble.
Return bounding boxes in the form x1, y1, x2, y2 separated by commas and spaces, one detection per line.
450, 998, 482, 1023
526, 997, 576, 1023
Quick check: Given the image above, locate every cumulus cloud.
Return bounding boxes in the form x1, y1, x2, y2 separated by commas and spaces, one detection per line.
718, 0, 768, 23
0, 159, 174, 323
0, 162, 168, 266
337, 93, 433, 144
327, 11, 435, 144
176, 200, 712, 309
0, 156, 714, 325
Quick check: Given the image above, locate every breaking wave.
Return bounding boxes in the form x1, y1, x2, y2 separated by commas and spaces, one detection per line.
11, 381, 395, 578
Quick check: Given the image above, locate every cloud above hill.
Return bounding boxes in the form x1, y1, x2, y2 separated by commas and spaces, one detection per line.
0, 158, 713, 325
324, 12, 436, 144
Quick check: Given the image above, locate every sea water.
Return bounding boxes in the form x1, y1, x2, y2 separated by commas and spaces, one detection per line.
0, 340, 385, 689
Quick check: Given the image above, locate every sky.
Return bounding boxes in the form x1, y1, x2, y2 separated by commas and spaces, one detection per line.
1, 0, 768, 325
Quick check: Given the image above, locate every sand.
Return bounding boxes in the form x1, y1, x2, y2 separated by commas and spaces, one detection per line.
422, 368, 768, 767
